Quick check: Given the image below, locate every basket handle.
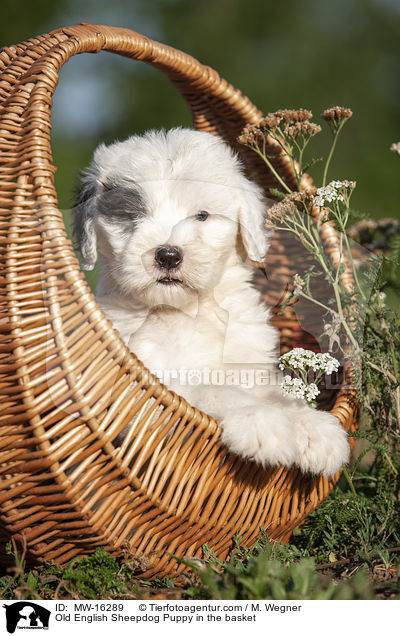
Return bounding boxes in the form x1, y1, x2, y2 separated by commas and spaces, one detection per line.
0, 22, 298, 200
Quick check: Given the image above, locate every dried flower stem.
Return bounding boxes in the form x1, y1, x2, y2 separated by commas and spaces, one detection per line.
239, 106, 364, 358
270, 198, 361, 354
251, 142, 293, 195
295, 286, 337, 316
335, 210, 366, 301
268, 129, 300, 188
321, 184, 366, 301
322, 119, 347, 187
364, 359, 398, 386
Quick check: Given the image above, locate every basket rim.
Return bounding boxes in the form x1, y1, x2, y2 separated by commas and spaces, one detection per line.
0, 22, 358, 574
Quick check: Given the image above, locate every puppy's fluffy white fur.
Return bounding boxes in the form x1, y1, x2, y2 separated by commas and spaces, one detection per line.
73, 127, 349, 476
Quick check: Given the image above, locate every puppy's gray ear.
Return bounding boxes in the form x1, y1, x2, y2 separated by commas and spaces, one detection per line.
237, 175, 271, 262
72, 174, 98, 271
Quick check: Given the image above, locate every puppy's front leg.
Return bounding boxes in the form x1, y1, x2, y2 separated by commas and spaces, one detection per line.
171, 382, 298, 470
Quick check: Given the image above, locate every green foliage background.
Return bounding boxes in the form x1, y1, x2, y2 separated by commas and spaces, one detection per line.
1, 0, 399, 218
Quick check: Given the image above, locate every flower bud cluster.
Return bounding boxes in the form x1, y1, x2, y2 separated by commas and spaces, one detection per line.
322, 107, 353, 122
279, 348, 340, 375
284, 122, 322, 138
390, 142, 400, 156
281, 376, 320, 404
314, 180, 356, 209
279, 348, 340, 405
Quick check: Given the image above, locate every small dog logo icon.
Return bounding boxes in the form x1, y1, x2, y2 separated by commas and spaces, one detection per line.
3, 602, 50, 633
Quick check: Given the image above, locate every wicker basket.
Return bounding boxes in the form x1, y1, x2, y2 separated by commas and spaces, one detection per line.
0, 23, 357, 578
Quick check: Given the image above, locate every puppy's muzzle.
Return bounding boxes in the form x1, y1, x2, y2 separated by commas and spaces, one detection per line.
155, 245, 183, 271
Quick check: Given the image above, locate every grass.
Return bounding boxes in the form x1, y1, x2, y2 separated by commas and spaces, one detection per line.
2, 407, 399, 601
0, 518, 397, 600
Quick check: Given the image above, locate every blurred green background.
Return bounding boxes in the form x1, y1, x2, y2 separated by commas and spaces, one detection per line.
1, 0, 399, 289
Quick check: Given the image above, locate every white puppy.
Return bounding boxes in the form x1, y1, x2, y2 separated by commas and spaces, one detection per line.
73, 127, 349, 476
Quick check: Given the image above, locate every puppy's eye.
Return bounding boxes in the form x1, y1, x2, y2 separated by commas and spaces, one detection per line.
195, 210, 209, 222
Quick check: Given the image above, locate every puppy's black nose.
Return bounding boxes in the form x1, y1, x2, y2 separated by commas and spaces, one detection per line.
155, 245, 183, 270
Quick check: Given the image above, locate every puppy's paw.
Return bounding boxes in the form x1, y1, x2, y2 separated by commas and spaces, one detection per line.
220, 406, 297, 469
293, 409, 349, 477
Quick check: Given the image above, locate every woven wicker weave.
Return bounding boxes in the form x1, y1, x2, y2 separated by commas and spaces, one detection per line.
0, 23, 358, 578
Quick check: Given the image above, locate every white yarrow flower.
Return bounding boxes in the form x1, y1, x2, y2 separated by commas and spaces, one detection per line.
306, 383, 320, 401
281, 375, 307, 400
279, 348, 340, 405
314, 180, 356, 208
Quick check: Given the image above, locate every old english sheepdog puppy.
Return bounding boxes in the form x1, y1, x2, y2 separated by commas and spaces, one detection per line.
73, 127, 349, 476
